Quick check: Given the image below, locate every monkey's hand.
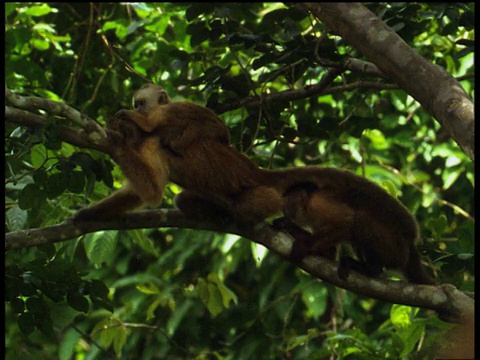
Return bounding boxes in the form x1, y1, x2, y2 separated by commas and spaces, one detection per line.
107, 113, 145, 149
115, 109, 134, 122
115, 108, 157, 133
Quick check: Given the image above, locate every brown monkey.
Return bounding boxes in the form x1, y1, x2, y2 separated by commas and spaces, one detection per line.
274, 175, 436, 285
121, 84, 434, 284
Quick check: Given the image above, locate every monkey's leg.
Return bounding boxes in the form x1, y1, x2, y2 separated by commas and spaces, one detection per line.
273, 217, 338, 262
338, 255, 383, 281
232, 186, 283, 222
174, 190, 234, 223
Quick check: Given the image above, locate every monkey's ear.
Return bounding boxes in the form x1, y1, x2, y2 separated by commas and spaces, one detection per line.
157, 90, 169, 105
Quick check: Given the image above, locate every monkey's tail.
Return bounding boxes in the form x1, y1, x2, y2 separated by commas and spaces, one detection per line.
263, 166, 342, 193
405, 243, 436, 285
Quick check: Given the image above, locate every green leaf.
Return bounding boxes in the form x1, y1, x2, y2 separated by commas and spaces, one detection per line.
146, 296, 165, 321
92, 317, 117, 347
58, 327, 83, 360
136, 282, 161, 295
130, 229, 160, 257
18, 312, 35, 334
84, 231, 118, 265
390, 304, 417, 328
26, 296, 49, 314
425, 215, 448, 239
91, 317, 129, 356
398, 321, 425, 357
18, 183, 46, 210
67, 293, 89, 313
46, 172, 68, 199
67, 170, 86, 193
31, 38, 50, 51
113, 323, 129, 356
24, 3, 54, 17
5, 206, 28, 231
10, 297, 25, 314
87, 279, 110, 300
197, 277, 223, 318
301, 282, 328, 320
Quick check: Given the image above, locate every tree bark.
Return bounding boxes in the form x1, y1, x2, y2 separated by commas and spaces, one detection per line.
299, 2, 474, 160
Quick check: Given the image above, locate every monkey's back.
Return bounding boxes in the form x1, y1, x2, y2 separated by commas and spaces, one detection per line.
157, 102, 231, 145
269, 166, 419, 268
167, 140, 267, 200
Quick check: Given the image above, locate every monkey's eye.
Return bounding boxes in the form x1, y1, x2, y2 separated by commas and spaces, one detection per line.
134, 99, 145, 110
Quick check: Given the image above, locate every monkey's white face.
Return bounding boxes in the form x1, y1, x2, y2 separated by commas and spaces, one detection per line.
132, 84, 170, 114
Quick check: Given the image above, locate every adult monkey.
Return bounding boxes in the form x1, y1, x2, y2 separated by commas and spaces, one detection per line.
75, 84, 435, 285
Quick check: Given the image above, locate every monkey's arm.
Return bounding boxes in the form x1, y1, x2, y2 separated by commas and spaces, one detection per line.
110, 136, 169, 207
115, 109, 158, 132
73, 184, 144, 221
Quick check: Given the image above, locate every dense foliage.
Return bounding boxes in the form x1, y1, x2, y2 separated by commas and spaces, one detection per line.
5, 3, 474, 359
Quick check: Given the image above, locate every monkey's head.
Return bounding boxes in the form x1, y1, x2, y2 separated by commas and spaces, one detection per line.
132, 83, 170, 114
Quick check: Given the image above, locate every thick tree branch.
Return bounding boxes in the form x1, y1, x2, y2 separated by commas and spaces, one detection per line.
298, 2, 474, 160
5, 208, 472, 323
6, 106, 109, 153
5, 87, 109, 150
5, 86, 106, 138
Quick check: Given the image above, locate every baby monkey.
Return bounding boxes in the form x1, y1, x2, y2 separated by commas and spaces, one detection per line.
117, 83, 230, 155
